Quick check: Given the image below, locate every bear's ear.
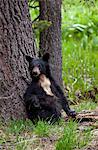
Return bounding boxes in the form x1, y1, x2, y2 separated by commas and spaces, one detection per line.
26, 55, 33, 63
42, 53, 50, 62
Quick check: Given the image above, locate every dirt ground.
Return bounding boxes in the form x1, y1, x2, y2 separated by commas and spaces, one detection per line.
76, 108, 98, 150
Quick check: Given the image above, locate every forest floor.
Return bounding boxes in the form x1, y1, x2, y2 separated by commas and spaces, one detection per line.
0, 102, 98, 150
76, 108, 98, 150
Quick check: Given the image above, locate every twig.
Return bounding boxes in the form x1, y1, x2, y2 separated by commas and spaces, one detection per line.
29, 5, 39, 9
32, 15, 40, 24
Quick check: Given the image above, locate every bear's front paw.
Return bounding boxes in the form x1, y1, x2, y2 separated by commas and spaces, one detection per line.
67, 110, 77, 118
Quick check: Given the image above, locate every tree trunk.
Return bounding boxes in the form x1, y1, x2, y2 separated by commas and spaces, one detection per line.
39, 0, 62, 86
0, 0, 37, 121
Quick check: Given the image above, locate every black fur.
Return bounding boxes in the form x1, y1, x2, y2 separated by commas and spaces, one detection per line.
24, 53, 76, 123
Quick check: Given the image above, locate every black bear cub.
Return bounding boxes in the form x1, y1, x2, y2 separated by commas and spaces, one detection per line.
24, 53, 76, 123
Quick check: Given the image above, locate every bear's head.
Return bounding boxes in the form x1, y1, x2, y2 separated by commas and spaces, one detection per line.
26, 53, 51, 79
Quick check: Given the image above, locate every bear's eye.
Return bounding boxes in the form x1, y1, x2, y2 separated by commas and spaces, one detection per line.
37, 64, 40, 68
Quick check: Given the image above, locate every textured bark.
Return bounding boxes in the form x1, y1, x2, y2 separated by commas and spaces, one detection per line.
0, 0, 37, 120
39, 0, 62, 86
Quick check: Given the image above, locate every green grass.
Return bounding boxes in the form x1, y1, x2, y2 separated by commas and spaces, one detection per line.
56, 121, 78, 150
62, 0, 98, 100
74, 101, 97, 112
56, 120, 93, 150
33, 120, 50, 137
6, 119, 34, 135
0, 112, 95, 150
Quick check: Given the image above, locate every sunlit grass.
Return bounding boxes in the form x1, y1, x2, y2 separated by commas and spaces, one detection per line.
62, 0, 98, 100
33, 120, 50, 137
56, 121, 78, 150
6, 119, 34, 135
74, 101, 97, 112
56, 120, 92, 150
0, 119, 93, 150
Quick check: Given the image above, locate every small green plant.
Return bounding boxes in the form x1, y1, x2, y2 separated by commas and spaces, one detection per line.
77, 126, 93, 149
74, 101, 97, 112
6, 119, 33, 135
56, 121, 78, 150
56, 120, 93, 150
33, 120, 50, 137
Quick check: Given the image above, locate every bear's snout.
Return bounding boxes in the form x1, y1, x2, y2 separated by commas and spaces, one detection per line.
32, 66, 40, 76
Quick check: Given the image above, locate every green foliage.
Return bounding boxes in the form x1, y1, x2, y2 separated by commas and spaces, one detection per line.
32, 20, 52, 32
77, 126, 92, 149
0, 118, 94, 150
33, 120, 50, 137
29, 1, 51, 46
56, 121, 78, 150
6, 119, 33, 135
62, 0, 98, 99
56, 120, 92, 150
29, 0, 39, 20
0, 119, 91, 150
74, 101, 97, 112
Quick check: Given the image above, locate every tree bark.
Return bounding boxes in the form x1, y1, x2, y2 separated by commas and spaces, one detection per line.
39, 0, 62, 86
0, 0, 37, 121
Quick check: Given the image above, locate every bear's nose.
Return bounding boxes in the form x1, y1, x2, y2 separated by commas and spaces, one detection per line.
32, 66, 40, 76
33, 72, 38, 76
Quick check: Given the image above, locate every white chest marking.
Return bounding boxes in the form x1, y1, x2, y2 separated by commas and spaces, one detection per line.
39, 74, 54, 96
